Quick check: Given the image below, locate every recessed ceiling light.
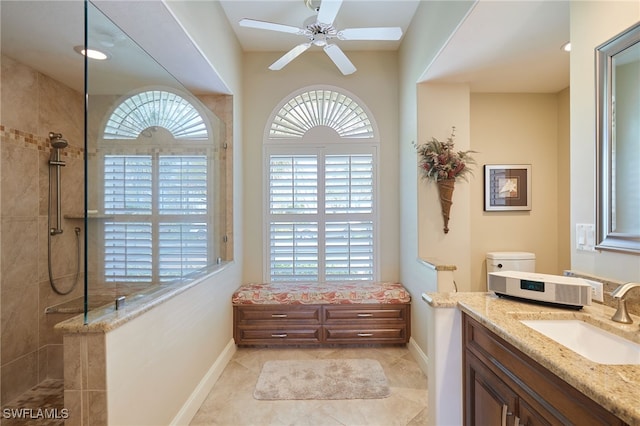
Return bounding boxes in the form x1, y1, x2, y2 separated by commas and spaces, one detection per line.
73, 45, 109, 60
561, 42, 571, 52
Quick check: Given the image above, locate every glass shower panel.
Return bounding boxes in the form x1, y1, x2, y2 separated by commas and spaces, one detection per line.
85, 2, 227, 321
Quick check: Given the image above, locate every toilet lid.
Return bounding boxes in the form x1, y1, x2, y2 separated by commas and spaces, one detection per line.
486, 251, 535, 260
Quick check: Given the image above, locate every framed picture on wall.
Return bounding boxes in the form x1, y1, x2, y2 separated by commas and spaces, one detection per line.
484, 164, 532, 211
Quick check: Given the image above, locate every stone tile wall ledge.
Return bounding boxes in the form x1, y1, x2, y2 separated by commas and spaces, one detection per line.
417, 257, 457, 271
55, 264, 231, 334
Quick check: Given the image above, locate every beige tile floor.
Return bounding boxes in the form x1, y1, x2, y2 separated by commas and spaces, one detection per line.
190, 345, 428, 426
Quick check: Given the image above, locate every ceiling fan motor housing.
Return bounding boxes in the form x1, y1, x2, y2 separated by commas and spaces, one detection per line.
305, 21, 337, 46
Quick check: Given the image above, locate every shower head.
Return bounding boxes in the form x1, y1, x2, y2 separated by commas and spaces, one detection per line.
49, 132, 68, 149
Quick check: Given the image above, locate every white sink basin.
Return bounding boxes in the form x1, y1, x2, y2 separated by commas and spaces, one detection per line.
521, 319, 640, 365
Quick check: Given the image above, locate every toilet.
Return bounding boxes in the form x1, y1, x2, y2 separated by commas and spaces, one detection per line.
486, 251, 536, 287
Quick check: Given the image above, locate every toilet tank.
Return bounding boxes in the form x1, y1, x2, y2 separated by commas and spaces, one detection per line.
486, 251, 536, 285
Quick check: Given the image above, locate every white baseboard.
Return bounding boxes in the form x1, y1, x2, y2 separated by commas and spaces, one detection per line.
408, 336, 429, 376
171, 339, 236, 425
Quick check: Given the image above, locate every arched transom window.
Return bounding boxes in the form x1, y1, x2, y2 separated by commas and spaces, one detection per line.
104, 90, 208, 140
265, 86, 379, 283
269, 89, 374, 139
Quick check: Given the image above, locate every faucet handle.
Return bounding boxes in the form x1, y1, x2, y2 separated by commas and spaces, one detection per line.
611, 298, 633, 324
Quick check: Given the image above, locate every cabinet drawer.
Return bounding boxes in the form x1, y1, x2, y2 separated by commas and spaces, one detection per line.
235, 326, 322, 344
323, 305, 408, 322
234, 305, 321, 324
324, 326, 407, 343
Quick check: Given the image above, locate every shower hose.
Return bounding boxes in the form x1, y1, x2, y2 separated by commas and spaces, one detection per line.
47, 165, 81, 296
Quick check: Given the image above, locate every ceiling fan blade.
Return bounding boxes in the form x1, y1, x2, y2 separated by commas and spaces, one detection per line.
317, 0, 343, 26
239, 18, 305, 35
338, 27, 403, 41
324, 44, 356, 75
269, 43, 312, 70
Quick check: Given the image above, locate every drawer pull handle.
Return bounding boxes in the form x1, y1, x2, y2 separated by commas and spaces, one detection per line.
501, 404, 512, 426
271, 333, 288, 338
271, 314, 288, 318
357, 313, 373, 317
357, 333, 374, 337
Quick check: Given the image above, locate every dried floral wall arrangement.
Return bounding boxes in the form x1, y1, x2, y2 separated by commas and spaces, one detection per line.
414, 127, 476, 233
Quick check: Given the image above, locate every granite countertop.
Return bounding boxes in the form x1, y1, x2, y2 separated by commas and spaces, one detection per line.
423, 292, 640, 425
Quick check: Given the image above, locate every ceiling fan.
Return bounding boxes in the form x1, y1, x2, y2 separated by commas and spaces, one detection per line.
239, 0, 403, 75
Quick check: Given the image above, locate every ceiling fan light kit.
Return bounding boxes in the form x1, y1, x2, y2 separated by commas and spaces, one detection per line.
239, 0, 402, 75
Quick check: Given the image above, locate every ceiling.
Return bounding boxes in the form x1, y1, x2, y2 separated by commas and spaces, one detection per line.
0, 0, 570, 94
420, 0, 570, 93
218, 0, 570, 93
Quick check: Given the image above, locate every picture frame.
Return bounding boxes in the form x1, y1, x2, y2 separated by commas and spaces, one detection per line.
484, 164, 532, 211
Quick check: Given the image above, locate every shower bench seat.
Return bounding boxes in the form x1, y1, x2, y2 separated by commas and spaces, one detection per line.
232, 281, 411, 346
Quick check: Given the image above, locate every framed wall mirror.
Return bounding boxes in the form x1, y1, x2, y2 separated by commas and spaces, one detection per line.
596, 21, 640, 255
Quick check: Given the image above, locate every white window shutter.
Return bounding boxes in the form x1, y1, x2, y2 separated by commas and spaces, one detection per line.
325, 221, 374, 281
103, 154, 210, 282
268, 152, 375, 282
269, 155, 318, 215
269, 222, 319, 282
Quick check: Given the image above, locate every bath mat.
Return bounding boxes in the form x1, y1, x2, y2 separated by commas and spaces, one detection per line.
253, 358, 391, 400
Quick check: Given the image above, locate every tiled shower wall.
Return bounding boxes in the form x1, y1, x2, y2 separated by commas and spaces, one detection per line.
0, 55, 84, 406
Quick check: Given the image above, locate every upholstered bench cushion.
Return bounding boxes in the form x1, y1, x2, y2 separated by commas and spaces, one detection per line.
231, 281, 411, 305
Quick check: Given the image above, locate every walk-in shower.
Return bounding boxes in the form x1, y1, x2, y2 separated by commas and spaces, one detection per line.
48, 132, 81, 295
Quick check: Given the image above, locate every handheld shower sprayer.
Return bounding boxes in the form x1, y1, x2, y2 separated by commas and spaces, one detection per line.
49, 132, 68, 148
49, 132, 68, 166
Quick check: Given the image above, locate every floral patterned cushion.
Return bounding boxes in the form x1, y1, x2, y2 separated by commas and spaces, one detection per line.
232, 281, 411, 305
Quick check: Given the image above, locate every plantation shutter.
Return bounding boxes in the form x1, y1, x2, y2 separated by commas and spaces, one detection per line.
324, 154, 374, 280
104, 155, 153, 282
268, 155, 319, 281
104, 154, 209, 282
157, 155, 208, 280
268, 151, 375, 282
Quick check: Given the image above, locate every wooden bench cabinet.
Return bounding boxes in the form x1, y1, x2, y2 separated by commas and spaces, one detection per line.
463, 313, 627, 425
234, 303, 410, 346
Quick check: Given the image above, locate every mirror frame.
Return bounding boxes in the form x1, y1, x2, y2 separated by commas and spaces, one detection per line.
595, 21, 640, 255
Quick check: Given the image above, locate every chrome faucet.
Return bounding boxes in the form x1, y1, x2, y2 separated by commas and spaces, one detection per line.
611, 282, 640, 324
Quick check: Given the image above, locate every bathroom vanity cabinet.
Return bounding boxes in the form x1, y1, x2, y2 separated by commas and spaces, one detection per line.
463, 314, 627, 425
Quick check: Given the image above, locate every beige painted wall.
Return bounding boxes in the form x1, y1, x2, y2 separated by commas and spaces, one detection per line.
417, 83, 472, 290
570, 1, 640, 282
415, 89, 570, 295
469, 92, 568, 291
241, 50, 401, 283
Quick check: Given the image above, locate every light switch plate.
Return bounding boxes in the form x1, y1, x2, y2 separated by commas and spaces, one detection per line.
576, 223, 596, 251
